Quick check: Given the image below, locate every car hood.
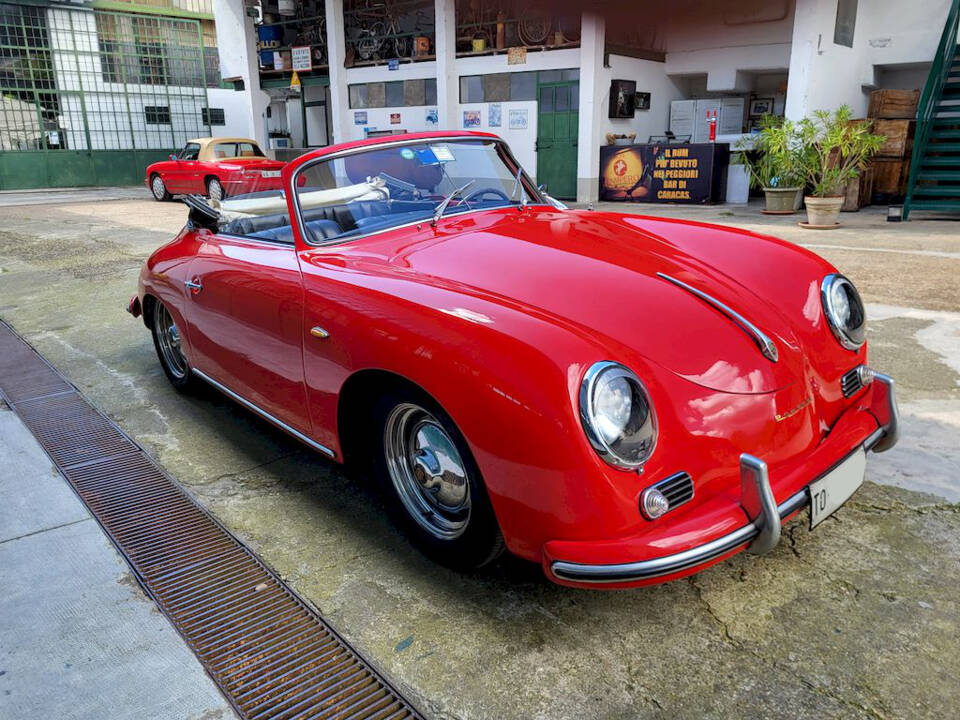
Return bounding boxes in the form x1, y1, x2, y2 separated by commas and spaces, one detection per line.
369, 208, 821, 394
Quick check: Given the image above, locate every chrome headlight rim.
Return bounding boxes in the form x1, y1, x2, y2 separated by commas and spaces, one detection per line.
579, 361, 658, 471
821, 273, 866, 352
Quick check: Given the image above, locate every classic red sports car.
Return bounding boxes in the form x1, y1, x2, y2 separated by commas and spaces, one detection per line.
146, 137, 286, 202
128, 131, 898, 589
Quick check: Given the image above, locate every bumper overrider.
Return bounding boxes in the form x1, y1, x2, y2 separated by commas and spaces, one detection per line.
549, 373, 899, 585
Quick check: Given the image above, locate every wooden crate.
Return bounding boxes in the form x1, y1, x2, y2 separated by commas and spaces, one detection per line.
871, 158, 910, 199
872, 119, 916, 158
842, 167, 874, 211
868, 89, 920, 119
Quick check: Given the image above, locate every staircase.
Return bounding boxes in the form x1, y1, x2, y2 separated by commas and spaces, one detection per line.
902, 0, 960, 219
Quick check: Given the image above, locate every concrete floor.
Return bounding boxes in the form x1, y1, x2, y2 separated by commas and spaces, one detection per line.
0, 190, 958, 718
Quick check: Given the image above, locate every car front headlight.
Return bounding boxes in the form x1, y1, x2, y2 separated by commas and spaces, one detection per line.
821, 274, 866, 351
579, 361, 657, 470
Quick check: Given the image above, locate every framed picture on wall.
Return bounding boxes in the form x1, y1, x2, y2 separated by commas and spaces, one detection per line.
749, 97, 775, 117
609, 79, 637, 118
634, 92, 651, 111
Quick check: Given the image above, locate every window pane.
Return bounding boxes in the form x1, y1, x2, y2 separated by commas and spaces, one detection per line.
539, 86, 554, 112
404, 78, 425, 106
349, 84, 368, 109
385, 80, 404, 107
509, 71, 536, 101
482, 73, 510, 102
555, 86, 569, 111
538, 70, 561, 83
367, 82, 386, 108
460, 75, 483, 103
425, 77, 437, 105
562, 68, 580, 81
571, 83, 579, 110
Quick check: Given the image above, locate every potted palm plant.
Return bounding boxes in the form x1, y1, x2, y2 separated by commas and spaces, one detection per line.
797, 106, 884, 228
738, 116, 805, 213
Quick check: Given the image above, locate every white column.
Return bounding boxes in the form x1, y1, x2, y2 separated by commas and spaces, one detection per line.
212, 0, 269, 148
576, 12, 605, 204
324, 0, 351, 143
784, 0, 869, 119
435, 0, 458, 130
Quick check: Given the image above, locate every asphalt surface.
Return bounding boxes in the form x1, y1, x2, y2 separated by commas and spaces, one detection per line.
0, 189, 958, 719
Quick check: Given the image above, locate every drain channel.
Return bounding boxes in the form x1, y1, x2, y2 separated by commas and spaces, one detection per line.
0, 321, 423, 720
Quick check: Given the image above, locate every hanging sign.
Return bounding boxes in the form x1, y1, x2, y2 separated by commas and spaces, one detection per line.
289, 71, 301, 90
291, 46, 312, 72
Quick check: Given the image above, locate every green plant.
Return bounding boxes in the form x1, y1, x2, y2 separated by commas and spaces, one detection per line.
796, 106, 885, 197
737, 115, 806, 189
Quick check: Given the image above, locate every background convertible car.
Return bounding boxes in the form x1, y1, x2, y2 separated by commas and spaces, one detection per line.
146, 137, 286, 202
128, 131, 899, 589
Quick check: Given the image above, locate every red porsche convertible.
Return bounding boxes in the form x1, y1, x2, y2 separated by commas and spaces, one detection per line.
128, 131, 898, 589
146, 137, 286, 202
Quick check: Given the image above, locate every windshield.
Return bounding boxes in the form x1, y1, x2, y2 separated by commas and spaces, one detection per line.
288, 137, 539, 243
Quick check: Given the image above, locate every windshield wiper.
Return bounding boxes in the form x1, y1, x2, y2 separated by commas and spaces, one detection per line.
431, 180, 474, 226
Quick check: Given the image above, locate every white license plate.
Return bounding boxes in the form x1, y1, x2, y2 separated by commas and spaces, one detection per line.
808, 448, 866, 529
261, 170, 281, 178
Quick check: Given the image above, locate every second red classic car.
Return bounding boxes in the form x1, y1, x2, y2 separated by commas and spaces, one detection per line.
146, 137, 286, 202
128, 131, 898, 589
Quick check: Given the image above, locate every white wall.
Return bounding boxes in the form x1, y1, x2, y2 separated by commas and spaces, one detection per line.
597, 54, 686, 146
456, 100, 538, 176
208, 88, 259, 138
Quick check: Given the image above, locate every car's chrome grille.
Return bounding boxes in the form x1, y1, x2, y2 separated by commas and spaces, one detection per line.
656, 472, 695, 511
841, 367, 863, 397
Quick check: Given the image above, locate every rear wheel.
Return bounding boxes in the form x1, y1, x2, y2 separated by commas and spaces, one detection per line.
206, 177, 225, 202
150, 174, 171, 201
374, 389, 505, 569
151, 299, 197, 392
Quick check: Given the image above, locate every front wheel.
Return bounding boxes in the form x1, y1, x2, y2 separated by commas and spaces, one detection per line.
150, 173, 171, 201
375, 390, 505, 569
206, 177, 225, 202
150, 299, 197, 392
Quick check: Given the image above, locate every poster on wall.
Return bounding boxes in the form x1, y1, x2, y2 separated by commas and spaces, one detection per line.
507, 47, 527, 65
508, 109, 528, 130
354, 111, 367, 125
291, 46, 311, 72
463, 110, 481, 128
390, 112, 401, 124
598, 144, 726, 204
425, 108, 438, 126
488, 103, 502, 127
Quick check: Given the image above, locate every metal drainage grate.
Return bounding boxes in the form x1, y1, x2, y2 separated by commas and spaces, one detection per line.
0, 321, 423, 720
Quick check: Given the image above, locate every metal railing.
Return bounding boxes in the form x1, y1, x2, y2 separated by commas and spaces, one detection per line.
902, 0, 960, 218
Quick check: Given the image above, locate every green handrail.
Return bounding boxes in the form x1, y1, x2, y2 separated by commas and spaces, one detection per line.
903, 0, 960, 218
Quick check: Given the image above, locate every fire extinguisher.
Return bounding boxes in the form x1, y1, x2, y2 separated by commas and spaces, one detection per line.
708, 110, 718, 142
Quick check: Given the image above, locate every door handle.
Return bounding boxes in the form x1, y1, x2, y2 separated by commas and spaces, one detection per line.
184, 278, 203, 293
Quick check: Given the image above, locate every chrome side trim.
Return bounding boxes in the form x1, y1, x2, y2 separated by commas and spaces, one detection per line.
656, 272, 779, 363
192, 368, 335, 458
740, 454, 781, 555
868, 372, 900, 453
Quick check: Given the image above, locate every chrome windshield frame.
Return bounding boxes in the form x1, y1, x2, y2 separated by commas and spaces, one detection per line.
289, 135, 546, 248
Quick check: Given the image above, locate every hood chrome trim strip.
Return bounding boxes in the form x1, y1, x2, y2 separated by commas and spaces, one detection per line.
656, 272, 779, 363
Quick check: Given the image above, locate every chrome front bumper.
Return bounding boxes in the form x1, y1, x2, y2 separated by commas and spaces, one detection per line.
550, 374, 899, 585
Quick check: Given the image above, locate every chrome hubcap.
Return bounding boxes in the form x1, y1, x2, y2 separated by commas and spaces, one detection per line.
152, 176, 165, 199
155, 302, 187, 379
384, 403, 470, 539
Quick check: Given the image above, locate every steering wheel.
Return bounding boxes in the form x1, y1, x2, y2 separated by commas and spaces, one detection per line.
462, 187, 512, 205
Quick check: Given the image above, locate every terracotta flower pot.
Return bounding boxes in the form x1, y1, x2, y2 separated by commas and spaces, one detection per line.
763, 187, 801, 213
803, 195, 844, 227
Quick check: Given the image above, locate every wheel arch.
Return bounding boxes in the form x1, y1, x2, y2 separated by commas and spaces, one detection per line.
141, 292, 157, 329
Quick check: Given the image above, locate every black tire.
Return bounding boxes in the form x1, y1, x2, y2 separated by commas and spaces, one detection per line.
150, 173, 171, 201
206, 177, 225, 202
373, 388, 505, 570
150, 299, 198, 393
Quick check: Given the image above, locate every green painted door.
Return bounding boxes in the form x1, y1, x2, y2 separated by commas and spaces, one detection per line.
536, 80, 579, 200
